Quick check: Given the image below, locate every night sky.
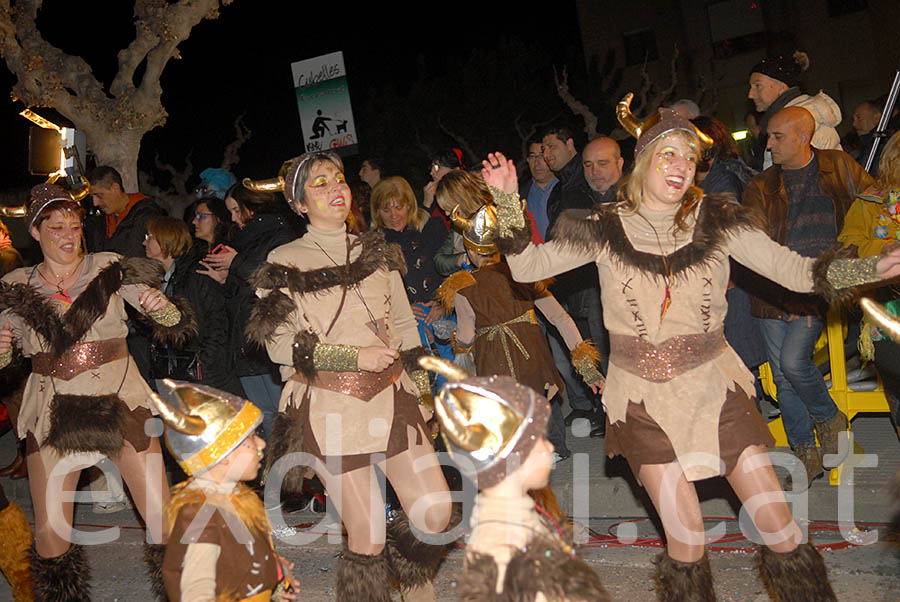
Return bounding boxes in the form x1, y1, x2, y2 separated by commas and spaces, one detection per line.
0, 1, 583, 190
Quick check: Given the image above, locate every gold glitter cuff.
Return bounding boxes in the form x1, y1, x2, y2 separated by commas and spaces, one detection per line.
149, 302, 181, 327
313, 343, 359, 372
571, 339, 603, 385
0, 348, 11, 370
487, 185, 526, 237
450, 331, 473, 354
411, 369, 431, 397
826, 255, 880, 290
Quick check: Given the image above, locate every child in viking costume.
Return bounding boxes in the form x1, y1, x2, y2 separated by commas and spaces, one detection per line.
419, 356, 609, 601
0, 183, 197, 601
243, 152, 455, 602
148, 381, 296, 602
480, 95, 900, 601
436, 202, 604, 448
0, 483, 33, 601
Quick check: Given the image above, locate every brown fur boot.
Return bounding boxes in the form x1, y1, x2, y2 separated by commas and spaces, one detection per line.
31, 545, 91, 602
757, 542, 836, 601
143, 543, 168, 601
385, 505, 460, 598
335, 548, 391, 602
0, 502, 33, 602
653, 552, 716, 601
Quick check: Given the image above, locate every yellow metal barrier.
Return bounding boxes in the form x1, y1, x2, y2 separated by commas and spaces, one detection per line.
761, 307, 890, 485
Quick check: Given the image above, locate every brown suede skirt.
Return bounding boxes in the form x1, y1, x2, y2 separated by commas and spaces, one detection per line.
605, 385, 775, 478
302, 383, 430, 474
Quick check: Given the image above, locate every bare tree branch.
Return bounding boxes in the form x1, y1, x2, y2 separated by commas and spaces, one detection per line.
220, 113, 251, 172
554, 66, 598, 139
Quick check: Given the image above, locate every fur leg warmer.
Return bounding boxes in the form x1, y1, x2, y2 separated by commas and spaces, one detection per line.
335, 548, 392, 602
757, 542, 836, 602
0, 502, 33, 602
31, 545, 91, 602
143, 543, 168, 602
385, 506, 459, 594
653, 552, 716, 602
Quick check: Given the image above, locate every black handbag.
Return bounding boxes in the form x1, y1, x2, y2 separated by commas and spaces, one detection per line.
150, 343, 201, 381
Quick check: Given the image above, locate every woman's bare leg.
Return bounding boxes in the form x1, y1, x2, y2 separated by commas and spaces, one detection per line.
27, 450, 81, 558
725, 445, 800, 553
114, 438, 170, 544
316, 463, 386, 555
383, 426, 451, 535
639, 462, 706, 562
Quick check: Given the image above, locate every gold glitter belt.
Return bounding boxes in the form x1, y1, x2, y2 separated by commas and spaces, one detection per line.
475, 309, 538, 379
609, 329, 726, 383
32, 338, 128, 381
291, 359, 403, 402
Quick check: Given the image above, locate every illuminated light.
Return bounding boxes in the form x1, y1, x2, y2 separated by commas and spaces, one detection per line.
732, 130, 748, 141
20, 108, 62, 132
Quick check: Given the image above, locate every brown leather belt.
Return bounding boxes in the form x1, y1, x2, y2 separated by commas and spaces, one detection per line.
291, 359, 403, 402
609, 329, 727, 383
32, 338, 128, 381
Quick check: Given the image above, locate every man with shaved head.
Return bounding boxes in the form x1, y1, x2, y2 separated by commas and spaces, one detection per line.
582, 136, 624, 204
743, 106, 873, 490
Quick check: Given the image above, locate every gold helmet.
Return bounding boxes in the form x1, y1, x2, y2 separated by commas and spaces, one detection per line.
617, 92, 714, 157
450, 203, 501, 255
148, 380, 262, 476
419, 357, 549, 489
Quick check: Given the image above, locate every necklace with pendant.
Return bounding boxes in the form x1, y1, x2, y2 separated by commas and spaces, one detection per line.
637, 214, 675, 324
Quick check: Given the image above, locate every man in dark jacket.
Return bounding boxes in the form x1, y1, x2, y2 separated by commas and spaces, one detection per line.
85, 166, 162, 257
743, 106, 873, 490
541, 126, 606, 439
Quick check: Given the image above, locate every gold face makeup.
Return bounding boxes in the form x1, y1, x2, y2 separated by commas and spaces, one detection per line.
300, 161, 351, 229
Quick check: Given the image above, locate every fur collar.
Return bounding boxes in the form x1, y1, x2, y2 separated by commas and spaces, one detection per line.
250, 230, 406, 295
551, 193, 765, 282
0, 256, 163, 356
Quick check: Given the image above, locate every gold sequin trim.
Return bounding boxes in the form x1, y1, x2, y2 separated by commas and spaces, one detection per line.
571, 340, 603, 385
0, 348, 11, 370
32, 338, 128, 381
290, 360, 401, 402
487, 185, 526, 237
180, 402, 262, 475
149, 302, 180, 327
475, 309, 538, 379
826, 255, 880, 290
610, 329, 726, 383
411, 369, 431, 397
313, 343, 359, 372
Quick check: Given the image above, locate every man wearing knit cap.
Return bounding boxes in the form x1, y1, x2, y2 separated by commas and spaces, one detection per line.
748, 51, 842, 170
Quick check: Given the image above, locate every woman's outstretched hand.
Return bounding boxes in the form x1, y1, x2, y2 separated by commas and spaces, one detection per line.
358, 346, 399, 372
876, 244, 900, 281
0, 322, 13, 355
481, 152, 518, 194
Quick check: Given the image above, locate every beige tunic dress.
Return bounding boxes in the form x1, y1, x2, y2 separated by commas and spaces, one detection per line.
261, 226, 427, 472
506, 200, 817, 481
0, 253, 163, 465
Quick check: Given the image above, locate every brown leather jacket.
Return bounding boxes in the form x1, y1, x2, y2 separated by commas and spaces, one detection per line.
742, 148, 873, 319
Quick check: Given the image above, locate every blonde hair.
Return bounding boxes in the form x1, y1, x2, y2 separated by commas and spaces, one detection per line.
875, 131, 900, 190
435, 170, 491, 217
617, 130, 704, 231
370, 176, 428, 231
147, 216, 193, 258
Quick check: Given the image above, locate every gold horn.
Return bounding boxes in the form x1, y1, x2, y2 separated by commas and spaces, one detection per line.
616, 93, 643, 139
242, 175, 284, 193
449, 204, 473, 232
0, 205, 27, 218
147, 392, 207, 436
861, 297, 900, 344
70, 178, 91, 202
418, 356, 471, 382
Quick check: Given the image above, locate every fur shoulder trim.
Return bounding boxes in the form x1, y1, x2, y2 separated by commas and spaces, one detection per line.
166, 480, 269, 538
552, 194, 764, 282
504, 535, 611, 601
436, 271, 477, 312
119, 256, 165, 287
0, 281, 64, 352
246, 289, 295, 347
250, 230, 399, 295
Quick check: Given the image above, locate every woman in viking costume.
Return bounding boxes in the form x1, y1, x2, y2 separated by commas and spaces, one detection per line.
0, 184, 196, 601
149, 381, 296, 602
482, 96, 900, 601
244, 152, 453, 602
420, 356, 609, 602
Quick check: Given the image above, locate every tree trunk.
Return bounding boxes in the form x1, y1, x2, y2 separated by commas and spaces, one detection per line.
84, 127, 145, 193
